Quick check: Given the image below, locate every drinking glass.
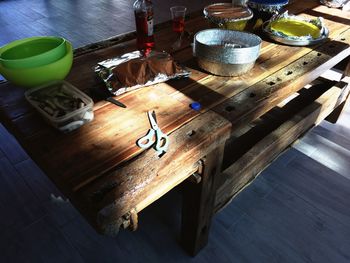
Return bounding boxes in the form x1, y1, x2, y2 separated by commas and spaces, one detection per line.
170, 6, 187, 49
170, 6, 187, 33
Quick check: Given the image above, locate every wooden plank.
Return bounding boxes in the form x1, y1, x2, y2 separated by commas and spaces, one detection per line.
22, 84, 199, 192
1, 0, 346, 115
326, 59, 350, 123
215, 77, 350, 211
213, 28, 350, 129
0, 5, 347, 198
181, 145, 225, 256
303, 4, 350, 27
85, 110, 231, 234
2, 0, 350, 258
0, 0, 349, 241
164, 2, 350, 108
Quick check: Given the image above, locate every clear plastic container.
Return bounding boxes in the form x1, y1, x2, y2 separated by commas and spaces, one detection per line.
25, 80, 94, 133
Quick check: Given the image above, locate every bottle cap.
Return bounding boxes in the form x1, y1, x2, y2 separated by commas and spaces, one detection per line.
190, 102, 201, 111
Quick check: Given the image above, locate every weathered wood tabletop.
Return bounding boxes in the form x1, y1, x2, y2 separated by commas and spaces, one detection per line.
0, 0, 349, 255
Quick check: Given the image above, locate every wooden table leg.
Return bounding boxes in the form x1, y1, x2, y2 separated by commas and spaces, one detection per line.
181, 145, 225, 256
326, 57, 350, 123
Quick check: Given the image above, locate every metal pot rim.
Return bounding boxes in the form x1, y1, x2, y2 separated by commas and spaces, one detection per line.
203, 3, 253, 24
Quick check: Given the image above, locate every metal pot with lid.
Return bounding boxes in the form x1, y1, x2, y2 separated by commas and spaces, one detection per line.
203, 3, 253, 31
247, 0, 289, 30
248, 0, 289, 20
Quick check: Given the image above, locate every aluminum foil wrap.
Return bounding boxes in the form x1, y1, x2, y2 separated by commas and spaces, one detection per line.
193, 29, 261, 76
247, 0, 289, 13
95, 51, 190, 96
203, 3, 253, 24
264, 11, 327, 43
320, 0, 348, 8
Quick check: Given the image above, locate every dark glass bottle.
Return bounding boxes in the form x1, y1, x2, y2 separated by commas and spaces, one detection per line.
133, 0, 155, 55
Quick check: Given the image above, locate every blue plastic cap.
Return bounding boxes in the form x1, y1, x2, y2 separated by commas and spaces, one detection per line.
190, 102, 201, 111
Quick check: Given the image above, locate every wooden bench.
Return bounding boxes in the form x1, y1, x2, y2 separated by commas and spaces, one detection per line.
0, 0, 349, 256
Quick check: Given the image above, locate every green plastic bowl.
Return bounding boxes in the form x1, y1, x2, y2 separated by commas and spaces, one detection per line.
0, 36, 66, 69
0, 40, 73, 88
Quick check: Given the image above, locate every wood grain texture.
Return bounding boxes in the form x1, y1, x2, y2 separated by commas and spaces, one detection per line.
0, 1, 348, 193
326, 60, 350, 123
0, 0, 349, 237
181, 145, 225, 256
213, 29, 350, 129
93, 111, 231, 234
1, 0, 350, 260
215, 78, 350, 211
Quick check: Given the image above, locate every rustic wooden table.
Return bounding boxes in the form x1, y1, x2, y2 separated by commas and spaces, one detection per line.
0, 0, 349, 256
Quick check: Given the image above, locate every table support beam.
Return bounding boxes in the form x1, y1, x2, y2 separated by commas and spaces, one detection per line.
326, 58, 350, 123
181, 145, 225, 256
